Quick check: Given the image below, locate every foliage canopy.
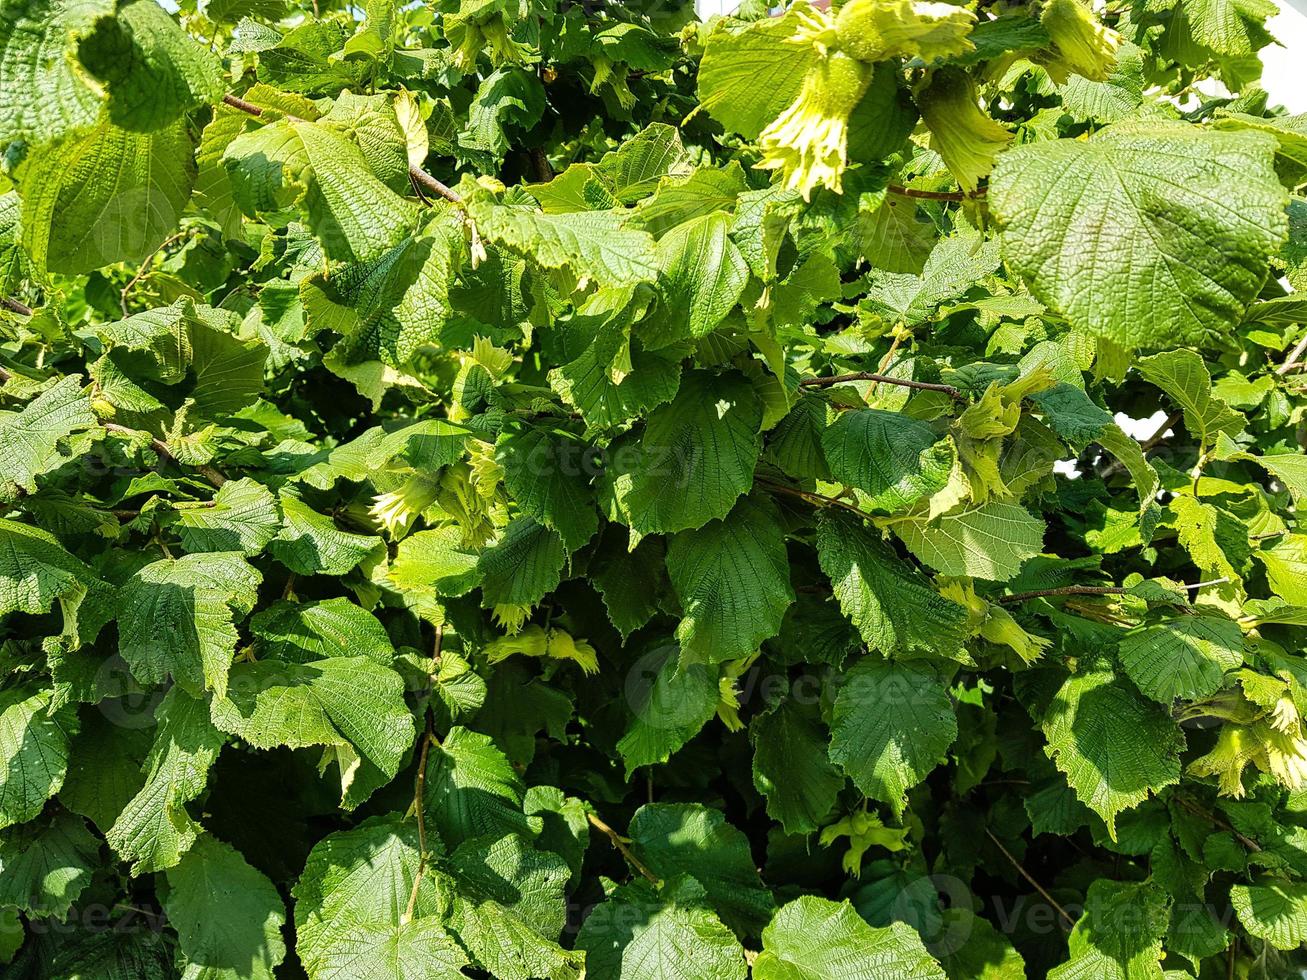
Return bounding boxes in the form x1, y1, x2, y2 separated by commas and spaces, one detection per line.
1, 0, 1306, 975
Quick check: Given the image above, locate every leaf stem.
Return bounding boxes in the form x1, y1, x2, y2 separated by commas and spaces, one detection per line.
798, 372, 963, 398
984, 829, 1075, 930
586, 811, 660, 884
403, 623, 444, 924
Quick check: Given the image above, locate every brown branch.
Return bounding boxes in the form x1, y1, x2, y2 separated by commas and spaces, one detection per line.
102, 422, 227, 487
756, 477, 868, 518
998, 577, 1230, 605
799, 372, 962, 398
220, 93, 464, 206
984, 829, 1075, 930
1, 296, 33, 317
529, 146, 553, 183
587, 812, 660, 884
888, 184, 987, 202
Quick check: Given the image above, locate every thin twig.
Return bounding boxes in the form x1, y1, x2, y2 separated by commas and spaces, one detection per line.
220, 93, 464, 206
984, 829, 1075, 930
1172, 795, 1262, 853
1278, 331, 1307, 376
408, 164, 464, 205
997, 577, 1230, 605
102, 422, 227, 487
403, 623, 444, 924
586, 812, 660, 884
888, 184, 987, 202
120, 232, 186, 316
1, 296, 32, 316
756, 477, 868, 518
799, 372, 962, 398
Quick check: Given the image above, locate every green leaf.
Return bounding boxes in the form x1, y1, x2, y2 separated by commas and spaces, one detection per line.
0, 808, 96, 917
602, 370, 763, 534
448, 833, 580, 980
1117, 614, 1243, 703
389, 525, 482, 605
107, 688, 225, 874
1230, 880, 1307, 951
1041, 669, 1183, 838
302, 222, 464, 366
590, 530, 667, 639
627, 802, 775, 936
666, 495, 794, 664
545, 285, 683, 431
249, 597, 394, 664
118, 551, 261, 698
1136, 350, 1244, 447
935, 908, 1026, 980
1257, 533, 1307, 604
1049, 880, 1168, 979
270, 489, 383, 576
75, 0, 224, 132
163, 835, 287, 980
58, 710, 150, 833
211, 656, 414, 809
829, 659, 957, 817
577, 876, 748, 980
751, 698, 843, 835
0, 516, 113, 649
650, 212, 750, 344
174, 478, 281, 556
990, 122, 1288, 350
225, 117, 419, 264
498, 428, 599, 552
754, 895, 947, 980
293, 816, 469, 980
469, 200, 658, 283
891, 501, 1045, 581
424, 726, 540, 848
0, 688, 77, 830
20, 119, 195, 274
0, 0, 108, 145
458, 68, 546, 166
697, 11, 815, 140
0, 375, 97, 498
821, 409, 953, 514
816, 511, 968, 657
477, 517, 568, 611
